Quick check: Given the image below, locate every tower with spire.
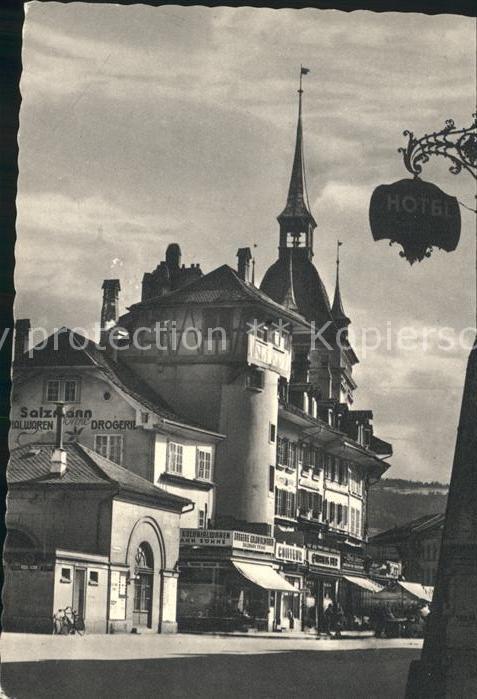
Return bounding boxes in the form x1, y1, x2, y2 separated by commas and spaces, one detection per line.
261, 69, 358, 408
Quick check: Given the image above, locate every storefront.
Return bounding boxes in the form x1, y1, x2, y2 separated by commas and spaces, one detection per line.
178, 529, 296, 632
304, 547, 341, 632
274, 542, 306, 631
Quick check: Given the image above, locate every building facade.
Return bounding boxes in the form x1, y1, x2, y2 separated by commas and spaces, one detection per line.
6, 82, 393, 634
368, 513, 445, 586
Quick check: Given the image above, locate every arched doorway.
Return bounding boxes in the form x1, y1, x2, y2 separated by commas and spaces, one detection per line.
133, 542, 154, 629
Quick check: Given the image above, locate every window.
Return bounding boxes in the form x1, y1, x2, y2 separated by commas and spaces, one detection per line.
196, 449, 212, 480
47, 380, 60, 402
45, 378, 80, 403
330, 457, 336, 482
330, 502, 336, 523
277, 438, 289, 467
198, 509, 206, 528
94, 435, 123, 465
88, 570, 99, 586
337, 503, 343, 525
351, 507, 356, 534
269, 423, 276, 443
269, 465, 275, 493
60, 567, 71, 583
246, 367, 265, 391
275, 488, 296, 519
167, 442, 183, 474
343, 505, 348, 527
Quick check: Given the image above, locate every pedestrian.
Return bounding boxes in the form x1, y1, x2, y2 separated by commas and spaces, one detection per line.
323, 601, 334, 637
334, 603, 345, 638
287, 608, 294, 630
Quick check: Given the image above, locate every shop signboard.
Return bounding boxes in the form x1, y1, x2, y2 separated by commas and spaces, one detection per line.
180, 529, 275, 555
307, 548, 341, 571
342, 552, 365, 573
275, 543, 306, 565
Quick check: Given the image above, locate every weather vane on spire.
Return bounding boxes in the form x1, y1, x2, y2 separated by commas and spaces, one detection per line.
299, 65, 310, 96
336, 240, 343, 265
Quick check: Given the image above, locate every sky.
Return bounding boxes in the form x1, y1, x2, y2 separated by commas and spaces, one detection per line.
16, 3, 476, 483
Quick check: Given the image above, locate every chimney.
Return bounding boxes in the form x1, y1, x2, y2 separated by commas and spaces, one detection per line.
50, 402, 67, 476
14, 318, 30, 362
237, 248, 252, 283
100, 279, 121, 346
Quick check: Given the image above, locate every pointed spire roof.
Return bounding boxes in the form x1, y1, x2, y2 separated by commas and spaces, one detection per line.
331, 241, 350, 326
278, 70, 316, 228
282, 252, 298, 312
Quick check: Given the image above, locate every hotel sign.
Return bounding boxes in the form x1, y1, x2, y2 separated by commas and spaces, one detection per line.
275, 543, 305, 564
180, 529, 275, 555
307, 548, 341, 571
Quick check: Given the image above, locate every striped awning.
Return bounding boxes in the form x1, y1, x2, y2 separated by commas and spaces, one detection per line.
343, 575, 384, 593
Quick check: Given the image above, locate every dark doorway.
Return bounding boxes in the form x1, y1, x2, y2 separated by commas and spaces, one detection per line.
73, 568, 86, 621
133, 543, 154, 629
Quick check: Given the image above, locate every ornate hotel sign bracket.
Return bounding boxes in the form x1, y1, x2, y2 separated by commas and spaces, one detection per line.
369, 114, 476, 264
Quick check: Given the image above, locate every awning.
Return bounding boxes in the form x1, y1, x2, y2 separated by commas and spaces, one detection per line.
343, 575, 384, 593
232, 561, 297, 592
398, 581, 434, 602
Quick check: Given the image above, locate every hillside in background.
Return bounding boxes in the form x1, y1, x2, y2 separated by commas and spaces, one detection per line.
367, 478, 449, 536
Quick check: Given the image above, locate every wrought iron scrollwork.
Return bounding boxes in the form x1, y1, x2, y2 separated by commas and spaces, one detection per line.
399, 113, 477, 180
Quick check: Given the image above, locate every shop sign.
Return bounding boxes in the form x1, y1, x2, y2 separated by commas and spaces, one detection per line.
342, 552, 365, 573
275, 543, 305, 564
307, 549, 341, 570
180, 529, 275, 555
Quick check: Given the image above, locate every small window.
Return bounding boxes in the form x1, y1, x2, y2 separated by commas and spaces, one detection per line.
167, 442, 183, 474
45, 378, 80, 403
60, 567, 71, 583
269, 465, 275, 492
94, 434, 123, 465
269, 423, 276, 443
198, 510, 206, 528
64, 380, 78, 402
196, 449, 212, 480
246, 367, 265, 391
88, 570, 99, 586
47, 380, 61, 402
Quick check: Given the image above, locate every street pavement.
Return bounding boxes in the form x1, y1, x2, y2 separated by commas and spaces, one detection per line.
1, 633, 422, 698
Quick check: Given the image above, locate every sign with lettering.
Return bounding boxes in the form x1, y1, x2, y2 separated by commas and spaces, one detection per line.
275, 543, 305, 564
109, 570, 127, 620
369, 178, 461, 264
307, 548, 341, 571
180, 529, 275, 555
12, 405, 136, 444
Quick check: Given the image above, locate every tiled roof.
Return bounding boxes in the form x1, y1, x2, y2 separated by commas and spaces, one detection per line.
8, 442, 191, 510
369, 513, 445, 544
127, 265, 310, 328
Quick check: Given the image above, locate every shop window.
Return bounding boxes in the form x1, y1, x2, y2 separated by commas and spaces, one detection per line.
167, 442, 183, 474
94, 434, 123, 465
88, 570, 99, 586
45, 378, 80, 403
246, 367, 265, 391
196, 449, 212, 480
60, 567, 71, 583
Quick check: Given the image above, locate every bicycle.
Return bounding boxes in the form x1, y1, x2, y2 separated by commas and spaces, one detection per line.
52, 606, 85, 635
